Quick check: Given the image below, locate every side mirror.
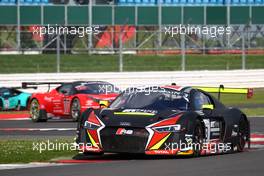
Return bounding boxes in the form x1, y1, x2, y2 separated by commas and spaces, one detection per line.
202, 104, 214, 110
202, 104, 214, 115
99, 100, 109, 109
61, 90, 68, 94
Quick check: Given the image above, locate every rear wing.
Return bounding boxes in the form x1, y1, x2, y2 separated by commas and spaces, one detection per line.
12, 86, 37, 90
22, 82, 65, 92
194, 85, 253, 100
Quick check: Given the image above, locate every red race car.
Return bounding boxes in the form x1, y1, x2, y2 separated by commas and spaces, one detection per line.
23, 81, 120, 122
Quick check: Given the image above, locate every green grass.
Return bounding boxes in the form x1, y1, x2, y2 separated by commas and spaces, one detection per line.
214, 88, 264, 106
0, 54, 264, 73
0, 139, 77, 164
240, 108, 264, 117
208, 88, 264, 116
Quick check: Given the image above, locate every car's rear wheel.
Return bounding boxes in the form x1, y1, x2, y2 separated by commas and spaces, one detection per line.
71, 98, 81, 122
192, 119, 204, 157
30, 99, 47, 122
236, 118, 248, 152
0, 100, 3, 111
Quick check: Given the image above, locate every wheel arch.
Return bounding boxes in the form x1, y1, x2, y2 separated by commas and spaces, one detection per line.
17, 93, 29, 108
179, 112, 206, 138
241, 113, 250, 145
29, 95, 47, 110
196, 115, 206, 138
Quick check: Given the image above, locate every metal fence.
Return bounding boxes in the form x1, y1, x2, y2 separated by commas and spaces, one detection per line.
1, 26, 264, 52
1, 5, 264, 52
0, 5, 264, 72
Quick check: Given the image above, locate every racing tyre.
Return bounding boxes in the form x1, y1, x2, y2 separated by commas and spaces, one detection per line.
71, 98, 81, 122
30, 99, 47, 122
236, 117, 248, 152
192, 119, 204, 157
0, 100, 3, 111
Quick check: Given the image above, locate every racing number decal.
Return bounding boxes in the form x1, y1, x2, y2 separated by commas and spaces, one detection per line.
63, 98, 71, 114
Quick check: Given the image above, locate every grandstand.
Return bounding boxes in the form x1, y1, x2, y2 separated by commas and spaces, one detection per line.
0, 0, 50, 5
117, 0, 264, 5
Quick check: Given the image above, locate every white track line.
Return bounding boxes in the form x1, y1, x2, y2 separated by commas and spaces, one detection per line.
0, 118, 30, 121
0, 128, 75, 131
0, 163, 71, 170
250, 144, 264, 149
251, 138, 264, 142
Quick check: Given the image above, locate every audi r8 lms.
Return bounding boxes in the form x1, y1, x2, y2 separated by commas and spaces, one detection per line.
76, 85, 252, 156
25, 81, 120, 122
0, 87, 31, 111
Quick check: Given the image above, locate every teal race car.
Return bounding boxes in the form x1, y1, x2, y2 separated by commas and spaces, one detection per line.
0, 87, 32, 111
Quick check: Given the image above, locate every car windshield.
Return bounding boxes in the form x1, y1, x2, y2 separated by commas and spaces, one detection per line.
110, 88, 189, 111
75, 83, 119, 94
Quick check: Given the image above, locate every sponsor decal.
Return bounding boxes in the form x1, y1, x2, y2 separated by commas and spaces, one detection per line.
231, 130, 238, 136
211, 121, 219, 128
63, 98, 71, 114
116, 128, 133, 135
44, 96, 53, 102
122, 109, 158, 114
145, 149, 178, 155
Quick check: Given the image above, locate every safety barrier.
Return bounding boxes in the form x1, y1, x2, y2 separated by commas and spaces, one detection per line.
0, 69, 263, 92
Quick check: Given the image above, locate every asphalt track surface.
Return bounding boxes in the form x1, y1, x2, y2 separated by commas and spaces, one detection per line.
0, 117, 264, 176
1, 149, 264, 176
0, 117, 263, 138
0, 119, 76, 138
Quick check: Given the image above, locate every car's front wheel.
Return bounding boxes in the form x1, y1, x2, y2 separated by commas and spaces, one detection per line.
30, 99, 47, 122
71, 98, 81, 122
192, 119, 204, 157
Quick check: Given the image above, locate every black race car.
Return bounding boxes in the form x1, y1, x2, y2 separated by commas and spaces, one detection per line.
76, 85, 252, 156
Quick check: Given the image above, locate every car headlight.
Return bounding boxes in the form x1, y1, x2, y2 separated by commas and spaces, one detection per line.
153, 124, 181, 133
84, 121, 100, 130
